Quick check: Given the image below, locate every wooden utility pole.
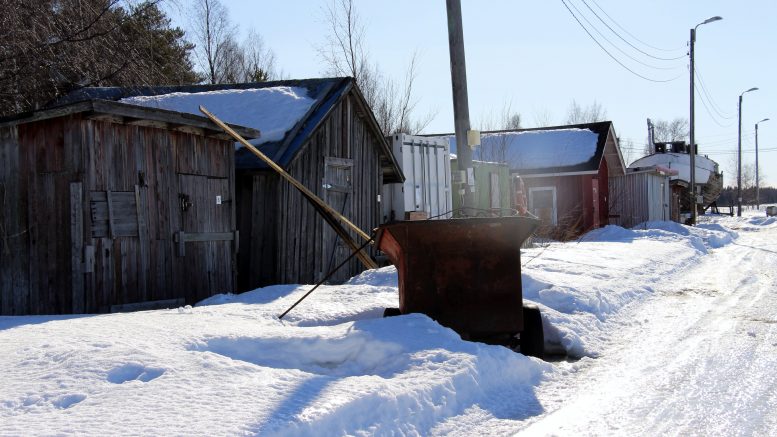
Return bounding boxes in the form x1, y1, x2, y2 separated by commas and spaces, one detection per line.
446, 0, 475, 211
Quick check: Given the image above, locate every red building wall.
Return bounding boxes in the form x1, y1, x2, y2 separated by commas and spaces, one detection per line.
521, 158, 610, 240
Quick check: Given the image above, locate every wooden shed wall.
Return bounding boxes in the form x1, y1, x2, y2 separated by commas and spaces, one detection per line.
238, 92, 383, 290
1, 115, 236, 315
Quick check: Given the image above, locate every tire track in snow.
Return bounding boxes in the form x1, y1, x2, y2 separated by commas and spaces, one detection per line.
515, 221, 777, 436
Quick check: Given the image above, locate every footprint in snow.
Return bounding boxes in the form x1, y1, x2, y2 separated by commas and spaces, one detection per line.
107, 363, 165, 384
52, 393, 86, 409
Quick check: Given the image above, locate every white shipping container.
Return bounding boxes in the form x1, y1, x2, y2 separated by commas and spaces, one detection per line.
382, 134, 452, 222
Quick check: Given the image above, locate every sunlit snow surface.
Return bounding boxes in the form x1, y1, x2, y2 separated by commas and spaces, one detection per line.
121, 87, 316, 146
442, 128, 600, 170
2, 209, 776, 436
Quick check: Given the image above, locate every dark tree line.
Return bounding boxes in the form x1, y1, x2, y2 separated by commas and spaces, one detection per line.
717, 186, 777, 206
0, 0, 198, 117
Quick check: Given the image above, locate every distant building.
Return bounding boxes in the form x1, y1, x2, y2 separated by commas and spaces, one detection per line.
432, 121, 626, 239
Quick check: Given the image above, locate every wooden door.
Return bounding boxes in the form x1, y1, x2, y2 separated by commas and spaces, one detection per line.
176, 174, 235, 301
321, 157, 353, 283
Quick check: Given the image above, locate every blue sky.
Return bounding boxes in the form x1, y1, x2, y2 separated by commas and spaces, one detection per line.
170, 1, 777, 186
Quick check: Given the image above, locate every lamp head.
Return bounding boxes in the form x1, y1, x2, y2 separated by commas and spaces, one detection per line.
757, 118, 770, 125
702, 16, 723, 25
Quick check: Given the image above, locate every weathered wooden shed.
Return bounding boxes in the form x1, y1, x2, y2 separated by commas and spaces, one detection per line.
65, 78, 404, 290
0, 100, 258, 315
232, 79, 403, 288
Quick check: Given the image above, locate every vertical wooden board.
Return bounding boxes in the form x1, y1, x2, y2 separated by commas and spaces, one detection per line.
22, 126, 39, 314
298, 147, 309, 284
96, 238, 114, 312
34, 174, 55, 314
120, 238, 140, 304
64, 116, 82, 174
70, 182, 85, 313
54, 173, 69, 313
1, 126, 29, 314
235, 174, 250, 291
135, 185, 150, 301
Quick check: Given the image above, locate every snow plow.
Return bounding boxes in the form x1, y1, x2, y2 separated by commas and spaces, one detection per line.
376, 216, 544, 357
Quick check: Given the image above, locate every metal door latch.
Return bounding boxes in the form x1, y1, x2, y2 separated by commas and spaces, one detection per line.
179, 193, 192, 212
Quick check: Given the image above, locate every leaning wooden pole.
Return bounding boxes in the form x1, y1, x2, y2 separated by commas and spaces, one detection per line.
199, 106, 377, 270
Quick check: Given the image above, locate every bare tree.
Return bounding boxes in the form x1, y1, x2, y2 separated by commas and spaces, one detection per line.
188, 0, 277, 84
475, 101, 522, 162
318, 0, 433, 135
565, 99, 607, 124
620, 138, 637, 166
653, 117, 689, 143
189, 0, 232, 84
241, 29, 278, 82
532, 108, 555, 128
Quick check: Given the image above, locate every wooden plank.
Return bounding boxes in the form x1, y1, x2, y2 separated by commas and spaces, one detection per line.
106, 189, 116, 239
177, 231, 236, 242
70, 182, 85, 313
110, 298, 185, 313
1, 126, 30, 315
125, 119, 167, 129
175, 231, 186, 257
135, 185, 149, 302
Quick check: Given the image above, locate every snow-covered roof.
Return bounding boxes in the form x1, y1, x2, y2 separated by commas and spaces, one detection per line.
120, 87, 315, 146
49, 78, 403, 182
430, 121, 616, 175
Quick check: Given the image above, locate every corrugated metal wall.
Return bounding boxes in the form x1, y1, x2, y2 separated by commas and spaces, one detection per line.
609, 171, 671, 228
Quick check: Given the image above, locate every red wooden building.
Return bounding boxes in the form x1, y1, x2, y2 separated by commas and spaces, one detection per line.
440, 121, 626, 239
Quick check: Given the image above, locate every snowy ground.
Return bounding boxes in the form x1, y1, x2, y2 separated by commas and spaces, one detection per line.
1, 210, 775, 436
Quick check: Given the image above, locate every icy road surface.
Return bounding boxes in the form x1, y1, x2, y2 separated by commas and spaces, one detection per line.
516, 216, 777, 436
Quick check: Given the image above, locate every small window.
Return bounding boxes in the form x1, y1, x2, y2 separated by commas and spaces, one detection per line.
323, 157, 353, 193
90, 191, 138, 238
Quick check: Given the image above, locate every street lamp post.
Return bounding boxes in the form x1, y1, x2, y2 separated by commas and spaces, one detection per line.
755, 118, 769, 210
738, 87, 759, 217
689, 16, 722, 225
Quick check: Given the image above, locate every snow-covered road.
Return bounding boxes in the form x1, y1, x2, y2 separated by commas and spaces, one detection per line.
518, 217, 777, 436
1, 212, 775, 436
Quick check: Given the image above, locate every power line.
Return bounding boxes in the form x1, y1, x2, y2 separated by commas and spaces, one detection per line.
566, 0, 683, 71
695, 81, 735, 128
694, 67, 734, 119
580, 0, 686, 61
560, 0, 682, 83
589, 0, 687, 53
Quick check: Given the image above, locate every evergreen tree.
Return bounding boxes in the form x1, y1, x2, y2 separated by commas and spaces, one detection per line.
0, 0, 198, 116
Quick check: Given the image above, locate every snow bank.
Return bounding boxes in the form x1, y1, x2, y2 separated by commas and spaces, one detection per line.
522, 220, 737, 357
121, 87, 316, 146
0, 215, 749, 436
